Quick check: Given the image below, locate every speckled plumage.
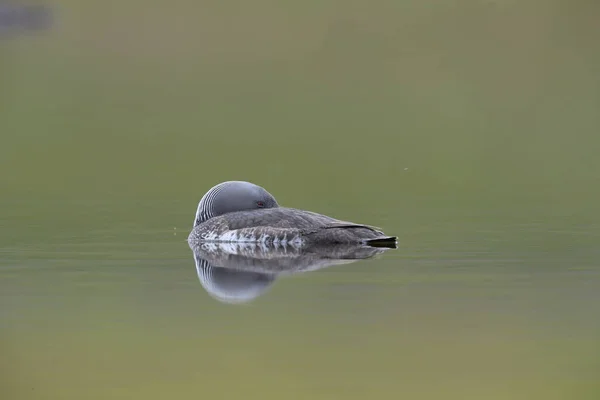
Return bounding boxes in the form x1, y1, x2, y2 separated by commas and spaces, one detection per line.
188, 206, 395, 246
188, 181, 396, 247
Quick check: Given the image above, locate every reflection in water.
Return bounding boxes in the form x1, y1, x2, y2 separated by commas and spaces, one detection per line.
189, 241, 396, 304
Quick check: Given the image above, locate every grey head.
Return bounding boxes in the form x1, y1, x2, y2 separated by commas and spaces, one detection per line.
193, 181, 279, 227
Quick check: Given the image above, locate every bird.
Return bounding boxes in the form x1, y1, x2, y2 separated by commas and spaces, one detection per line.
187, 181, 397, 247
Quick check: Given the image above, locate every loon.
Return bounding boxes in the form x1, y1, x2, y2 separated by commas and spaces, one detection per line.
187, 181, 397, 247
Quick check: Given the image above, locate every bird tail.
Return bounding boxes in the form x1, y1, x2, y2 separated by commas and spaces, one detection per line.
364, 236, 398, 248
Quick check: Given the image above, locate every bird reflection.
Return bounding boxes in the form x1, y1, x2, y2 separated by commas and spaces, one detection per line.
189, 241, 396, 304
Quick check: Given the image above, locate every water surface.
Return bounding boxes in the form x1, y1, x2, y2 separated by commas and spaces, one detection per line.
2, 1, 600, 399
3, 198, 599, 399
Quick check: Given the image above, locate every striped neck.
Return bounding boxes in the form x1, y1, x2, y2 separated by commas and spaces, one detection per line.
192, 181, 279, 228
194, 183, 226, 227
193, 204, 210, 227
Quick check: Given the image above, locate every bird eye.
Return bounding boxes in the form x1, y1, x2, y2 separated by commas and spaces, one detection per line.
257, 201, 264, 208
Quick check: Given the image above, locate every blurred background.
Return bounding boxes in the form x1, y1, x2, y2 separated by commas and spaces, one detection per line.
1, 1, 599, 399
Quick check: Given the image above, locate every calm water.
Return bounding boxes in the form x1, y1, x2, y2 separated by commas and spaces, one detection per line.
2, 198, 599, 399
2, 1, 600, 399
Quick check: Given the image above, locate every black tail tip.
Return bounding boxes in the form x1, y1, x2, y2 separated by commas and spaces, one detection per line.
364, 236, 398, 249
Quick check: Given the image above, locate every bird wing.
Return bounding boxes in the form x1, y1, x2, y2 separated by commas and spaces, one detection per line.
222, 207, 382, 233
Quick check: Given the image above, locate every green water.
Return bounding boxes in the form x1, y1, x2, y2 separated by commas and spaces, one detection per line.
2, 1, 600, 399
